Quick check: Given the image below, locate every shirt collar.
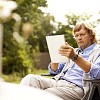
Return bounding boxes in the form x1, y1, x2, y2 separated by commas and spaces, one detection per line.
78, 43, 96, 54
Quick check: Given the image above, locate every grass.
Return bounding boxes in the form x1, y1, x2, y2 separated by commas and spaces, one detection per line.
1, 69, 49, 84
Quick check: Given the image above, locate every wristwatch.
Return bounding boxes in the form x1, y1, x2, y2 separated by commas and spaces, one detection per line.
72, 54, 78, 61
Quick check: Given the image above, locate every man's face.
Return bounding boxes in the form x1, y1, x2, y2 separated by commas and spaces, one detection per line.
74, 28, 93, 50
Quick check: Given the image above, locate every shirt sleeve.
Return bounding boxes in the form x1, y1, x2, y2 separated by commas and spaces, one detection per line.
85, 54, 100, 79
48, 63, 66, 75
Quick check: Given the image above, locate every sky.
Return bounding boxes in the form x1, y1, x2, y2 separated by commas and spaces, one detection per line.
46, 0, 100, 24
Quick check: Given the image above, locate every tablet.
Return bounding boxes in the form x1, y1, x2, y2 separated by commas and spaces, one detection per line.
46, 35, 69, 63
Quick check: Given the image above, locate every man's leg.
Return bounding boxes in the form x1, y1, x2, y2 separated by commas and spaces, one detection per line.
20, 74, 84, 100
45, 80, 84, 100
20, 74, 57, 89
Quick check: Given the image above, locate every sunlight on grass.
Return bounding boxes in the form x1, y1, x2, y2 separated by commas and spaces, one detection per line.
1, 69, 49, 84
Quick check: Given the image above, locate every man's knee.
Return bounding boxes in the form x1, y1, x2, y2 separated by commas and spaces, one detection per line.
20, 74, 36, 85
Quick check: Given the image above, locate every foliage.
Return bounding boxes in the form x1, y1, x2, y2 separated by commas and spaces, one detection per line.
3, 0, 51, 77
3, 21, 34, 76
2, 0, 100, 79
2, 69, 48, 83
16, 0, 55, 52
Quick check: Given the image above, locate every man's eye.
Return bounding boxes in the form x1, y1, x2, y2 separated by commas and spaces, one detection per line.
81, 34, 85, 36
75, 35, 78, 37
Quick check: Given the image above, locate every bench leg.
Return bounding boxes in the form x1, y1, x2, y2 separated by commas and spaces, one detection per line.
88, 84, 96, 100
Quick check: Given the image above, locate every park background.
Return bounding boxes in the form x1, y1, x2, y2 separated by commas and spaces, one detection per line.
0, 0, 100, 83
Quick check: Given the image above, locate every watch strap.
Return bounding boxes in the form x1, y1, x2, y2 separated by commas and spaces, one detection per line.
72, 54, 78, 61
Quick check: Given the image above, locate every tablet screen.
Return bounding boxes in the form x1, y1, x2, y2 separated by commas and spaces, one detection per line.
46, 35, 69, 63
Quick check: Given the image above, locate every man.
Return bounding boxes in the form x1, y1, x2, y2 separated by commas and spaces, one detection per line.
20, 22, 100, 100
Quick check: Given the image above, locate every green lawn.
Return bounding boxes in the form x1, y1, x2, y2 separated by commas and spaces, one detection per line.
1, 69, 49, 84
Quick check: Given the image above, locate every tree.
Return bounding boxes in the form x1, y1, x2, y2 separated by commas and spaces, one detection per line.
3, 0, 100, 77
3, 0, 55, 76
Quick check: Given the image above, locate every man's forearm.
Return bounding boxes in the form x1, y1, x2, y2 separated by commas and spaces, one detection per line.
74, 55, 91, 73
50, 63, 59, 71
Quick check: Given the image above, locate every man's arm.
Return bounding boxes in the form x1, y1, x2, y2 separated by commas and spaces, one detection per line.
59, 43, 91, 73
48, 63, 65, 75
73, 55, 91, 73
